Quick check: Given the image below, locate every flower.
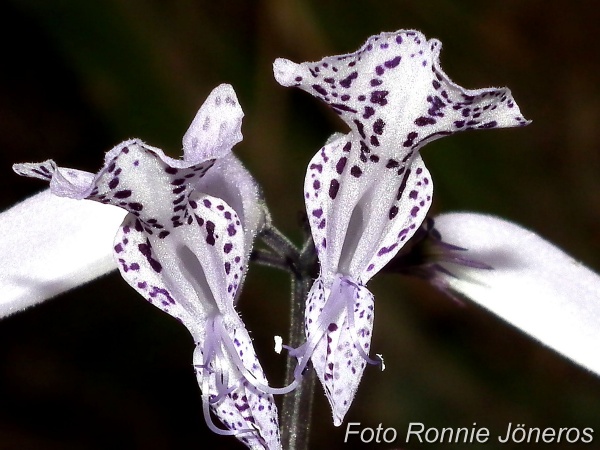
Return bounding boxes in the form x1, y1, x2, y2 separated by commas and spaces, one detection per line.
13, 84, 281, 450
419, 213, 600, 376
273, 30, 529, 425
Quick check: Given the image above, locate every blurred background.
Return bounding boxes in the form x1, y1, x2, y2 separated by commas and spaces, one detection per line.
1, 1, 599, 449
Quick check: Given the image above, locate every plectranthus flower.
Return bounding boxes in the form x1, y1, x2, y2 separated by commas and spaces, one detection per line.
395, 213, 600, 376
14, 84, 282, 450
273, 30, 529, 425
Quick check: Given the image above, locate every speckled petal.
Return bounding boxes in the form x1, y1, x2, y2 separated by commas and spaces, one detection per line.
112, 186, 245, 327
183, 83, 244, 161
303, 275, 375, 426
304, 136, 433, 283
274, 29, 529, 162
198, 153, 265, 298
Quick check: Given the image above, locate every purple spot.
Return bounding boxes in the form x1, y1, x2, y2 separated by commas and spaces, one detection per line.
138, 242, 162, 273
377, 243, 398, 257
336, 157, 347, 174
312, 84, 328, 96
329, 179, 340, 199
384, 56, 401, 68
353, 119, 366, 139
205, 221, 216, 246
114, 190, 132, 199
310, 163, 323, 173
414, 116, 436, 126
373, 118, 385, 135
340, 71, 358, 88
350, 166, 362, 178
370, 90, 389, 106
363, 106, 375, 119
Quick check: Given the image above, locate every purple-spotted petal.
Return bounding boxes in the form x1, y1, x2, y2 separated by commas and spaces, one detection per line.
113, 191, 246, 332
304, 135, 433, 282
274, 29, 529, 162
198, 153, 265, 297
302, 275, 376, 426
183, 83, 244, 161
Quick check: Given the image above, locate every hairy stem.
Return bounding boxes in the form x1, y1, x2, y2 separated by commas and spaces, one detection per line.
280, 273, 315, 450
279, 234, 317, 450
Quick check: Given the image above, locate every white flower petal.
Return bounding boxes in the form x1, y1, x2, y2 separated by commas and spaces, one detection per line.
303, 136, 433, 283
434, 212, 600, 375
198, 153, 266, 298
182, 83, 244, 161
0, 189, 125, 317
274, 29, 529, 162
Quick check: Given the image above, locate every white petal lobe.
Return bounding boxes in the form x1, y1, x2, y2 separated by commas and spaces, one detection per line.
435, 213, 600, 375
0, 189, 125, 317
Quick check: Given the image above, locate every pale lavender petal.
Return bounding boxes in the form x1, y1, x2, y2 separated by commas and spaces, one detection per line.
434, 213, 600, 375
182, 83, 244, 161
0, 189, 126, 317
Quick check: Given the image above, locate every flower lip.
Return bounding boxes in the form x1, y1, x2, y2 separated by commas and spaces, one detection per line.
274, 29, 530, 159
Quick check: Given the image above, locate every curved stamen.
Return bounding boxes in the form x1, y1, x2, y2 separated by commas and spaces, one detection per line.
200, 377, 256, 437
212, 314, 299, 395
339, 276, 382, 367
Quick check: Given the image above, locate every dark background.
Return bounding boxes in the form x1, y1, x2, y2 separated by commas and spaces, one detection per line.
1, 1, 599, 449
